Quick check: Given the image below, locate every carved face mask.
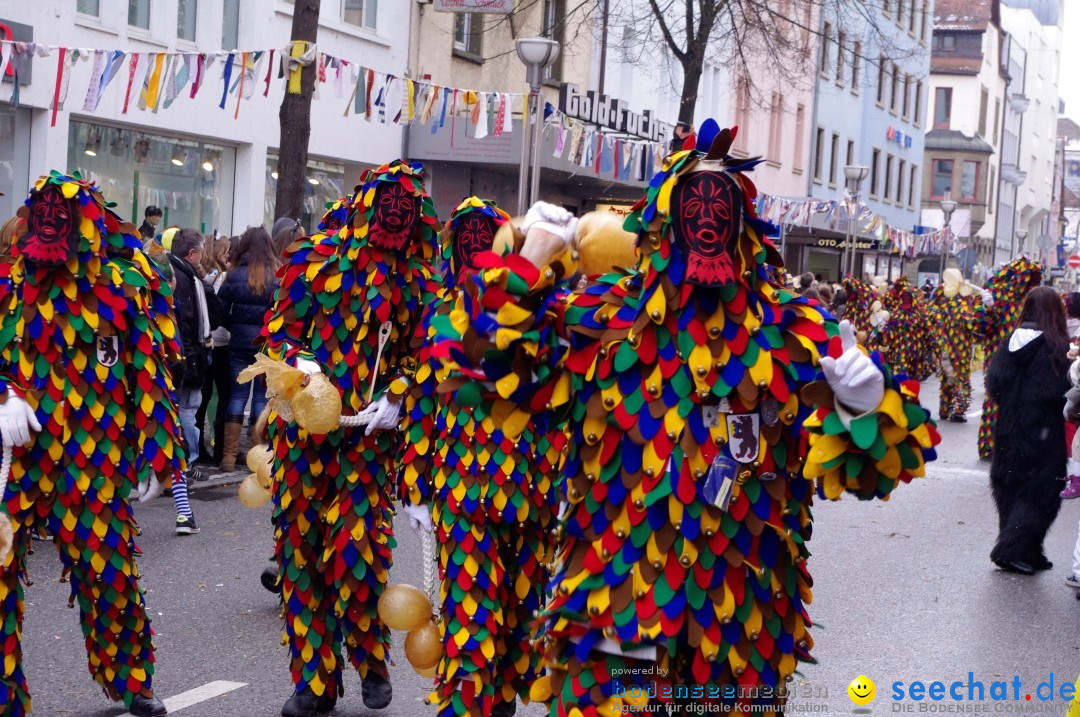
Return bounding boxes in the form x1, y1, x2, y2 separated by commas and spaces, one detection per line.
452, 213, 497, 272
672, 170, 742, 287
368, 182, 420, 251
18, 185, 79, 266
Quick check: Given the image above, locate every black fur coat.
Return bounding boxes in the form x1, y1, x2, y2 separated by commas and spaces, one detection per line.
986, 327, 1069, 566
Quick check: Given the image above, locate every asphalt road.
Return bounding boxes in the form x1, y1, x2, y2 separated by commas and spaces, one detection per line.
16, 373, 1080, 716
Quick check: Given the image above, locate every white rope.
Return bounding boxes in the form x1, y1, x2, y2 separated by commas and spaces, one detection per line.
421, 526, 437, 610
0, 443, 11, 507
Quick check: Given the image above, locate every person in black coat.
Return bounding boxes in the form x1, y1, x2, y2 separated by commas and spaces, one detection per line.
987, 286, 1071, 574
216, 226, 280, 470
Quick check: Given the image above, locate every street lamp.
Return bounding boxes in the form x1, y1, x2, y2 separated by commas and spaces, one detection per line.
939, 197, 957, 278
515, 38, 561, 215
1015, 228, 1028, 258
843, 165, 870, 277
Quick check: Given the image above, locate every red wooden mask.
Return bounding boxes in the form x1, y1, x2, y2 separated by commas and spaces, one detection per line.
452, 213, 497, 272
368, 182, 420, 251
18, 185, 79, 266
672, 170, 743, 287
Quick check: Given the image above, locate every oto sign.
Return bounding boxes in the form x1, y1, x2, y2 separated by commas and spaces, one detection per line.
1068, 255, 1080, 269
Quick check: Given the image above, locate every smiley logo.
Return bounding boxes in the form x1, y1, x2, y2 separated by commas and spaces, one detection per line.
848, 675, 876, 705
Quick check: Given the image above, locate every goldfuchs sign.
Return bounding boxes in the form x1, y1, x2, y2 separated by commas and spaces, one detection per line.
558, 83, 671, 142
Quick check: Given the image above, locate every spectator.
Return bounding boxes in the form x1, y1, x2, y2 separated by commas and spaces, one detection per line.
668, 122, 696, 154
217, 226, 281, 471
1065, 292, 1080, 341
271, 216, 305, 257
798, 272, 815, 292
817, 283, 834, 311
987, 286, 1071, 574
168, 229, 223, 495
138, 205, 163, 241
832, 288, 849, 320
195, 234, 235, 465
802, 287, 821, 304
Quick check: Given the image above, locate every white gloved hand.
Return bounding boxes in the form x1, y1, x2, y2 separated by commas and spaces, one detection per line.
0, 394, 41, 448
522, 201, 577, 242
294, 357, 321, 375
980, 289, 995, 307
137, 471, 164, 503
355, 394, 402, 436
401, 502, 433, 533
820, 320, 886, 417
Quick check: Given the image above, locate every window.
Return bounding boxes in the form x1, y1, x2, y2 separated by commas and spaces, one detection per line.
542, 0, 566, 81
921, 0, 929, 40
908, 0, 918, 32
933, 34, 957, 51
961, 160, 979, 200
914, 80, 923, 125
813, 127, 825, 181
343, 0, 378, 29
897, 159, 906, 203
897, 0, 906, 27
988, 166, 995, 212
883, 0, 891, 15
836, 31, 846, 84
871, 149, 881, 196
128, 0, 151, 29
177, 0, 197, 41
77, 0, 100, 16
902, 74, 912, 119
884, 154, 894, 200
909, 164, 918, 207
933, 87, 952, 128
794, 104, 806, 171
931, 158, 954, 198
846, 139, 855, 167
890, 63, 900, 113
767, 93, 783, 161
978, 87, 988, 137
454, 13, 483, 56
829, 133, 840, 185
877, 55, 887, 104
222, 0, 240, 49
820, 22, 832, 76
852, 42, 862, 91
734, 77, 751, 153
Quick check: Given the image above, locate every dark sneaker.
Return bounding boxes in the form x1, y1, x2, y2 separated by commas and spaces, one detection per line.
175, 515, 200, 535
281, 687, 336, 717
361, 672, 393, 709
261, 565, 282, 594
186, 466, 209, 482
129, 692, 168, 716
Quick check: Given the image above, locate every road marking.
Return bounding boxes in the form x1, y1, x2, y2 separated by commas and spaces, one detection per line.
117, 680, 247, 716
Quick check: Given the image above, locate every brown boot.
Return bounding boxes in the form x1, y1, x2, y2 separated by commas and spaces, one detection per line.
219, 417, 244, 472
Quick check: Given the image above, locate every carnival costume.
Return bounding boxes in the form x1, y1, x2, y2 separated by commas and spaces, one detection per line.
0, 173, 183, 717
398, 197, 566, 717
929, 269, 983, 422
839, 276, 874, 337
262, 160, 440, 716
976, 257, 1042, 459
434, 126, 940, 715
877, 276, 935, 381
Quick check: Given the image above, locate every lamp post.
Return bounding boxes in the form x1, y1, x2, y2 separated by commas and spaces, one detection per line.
843, 165, 870, 277
939, 197, 957, 278
1015, 228, 1028, 259
515, 38, 560, 216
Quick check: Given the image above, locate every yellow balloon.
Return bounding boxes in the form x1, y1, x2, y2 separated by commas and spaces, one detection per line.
246, 443, 274, 473
291, 373, 342, 435
414, 663, 438, 679
377, 584, 432, 632
238, 474, 271, 508
404, 622, 443, 670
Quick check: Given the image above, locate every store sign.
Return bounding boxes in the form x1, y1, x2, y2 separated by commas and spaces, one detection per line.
814, 237, 879, 251
0, 18, 34, 84
559, 83, 671, 142
433, 0, 513, 11
886, 126, 913, 149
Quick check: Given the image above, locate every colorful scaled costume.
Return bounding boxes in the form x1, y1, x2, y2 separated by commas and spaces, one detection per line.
839, 276, 874, 336
877, 276, 935, 381
976, 257, 1042, 459
399, 197, 565, 717
262, 160, 440, 710
928, 269, 982, 422
0, 173, 183, 716
436, 127, 940, 714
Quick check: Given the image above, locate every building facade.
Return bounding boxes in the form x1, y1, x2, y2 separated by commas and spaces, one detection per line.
1, 0, 409, 234
920, 0, 1006, 277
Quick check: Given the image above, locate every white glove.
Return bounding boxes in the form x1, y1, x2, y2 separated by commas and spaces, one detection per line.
401, 502, 433, 533
355, 394, 401, 436
821, 320, 886, 418
137, 471, 164, 503
0, 394, 41, 448
980, 289, 994, 307
522, 201, 578, 241
294, 357, 321, 375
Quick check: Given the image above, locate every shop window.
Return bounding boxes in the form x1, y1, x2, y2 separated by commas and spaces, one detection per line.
265, 154, 373, 232
222, 0, 240, 49
177, 0, 197, 41
961, 160, 979, 200
0, 105, 31, 222
129, 0, 151, 30
77, 0, 100, 17
931, 158, 953, 199
454, 13, 483, 57
343, 0, 377, 30
67, 120, 235, 235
